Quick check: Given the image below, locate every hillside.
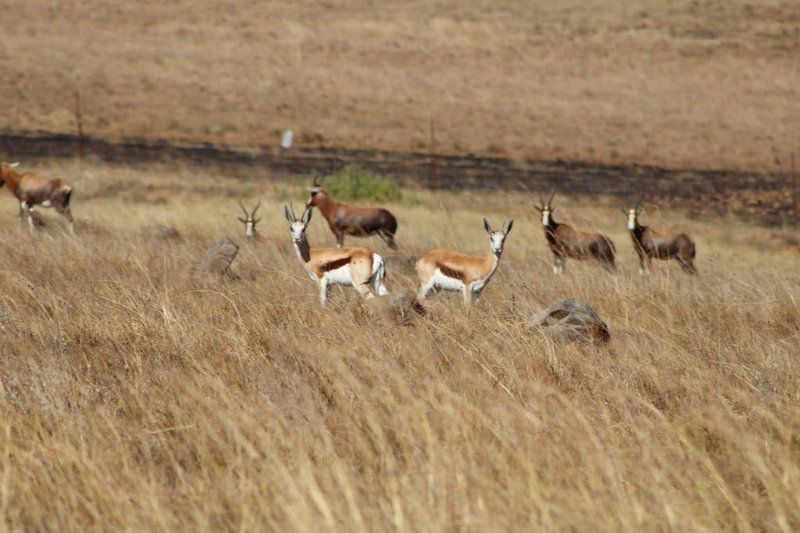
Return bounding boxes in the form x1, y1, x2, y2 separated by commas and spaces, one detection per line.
1, 0, 799, 170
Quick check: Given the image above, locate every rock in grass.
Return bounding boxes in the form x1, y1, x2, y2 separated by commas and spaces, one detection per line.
200, 237, 240, 279
530, 298, 610, 344
141, 224, 181, 241
363, 289, 426, 325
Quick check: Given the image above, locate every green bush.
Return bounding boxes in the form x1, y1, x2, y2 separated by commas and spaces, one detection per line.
318, 165, 402, 203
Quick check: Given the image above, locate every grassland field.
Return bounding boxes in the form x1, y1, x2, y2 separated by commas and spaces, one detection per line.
0, 158, 798, 530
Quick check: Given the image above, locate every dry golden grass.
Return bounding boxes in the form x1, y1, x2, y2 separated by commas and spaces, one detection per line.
1, 0, 799, 170
0, 159, 798, 530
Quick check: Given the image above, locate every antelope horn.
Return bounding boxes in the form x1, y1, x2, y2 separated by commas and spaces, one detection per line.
548, 190, 556, 204
538, 193, 544, 206
238, 200, 249, 218
252, 199, 262, 216
289, 202, 297, 221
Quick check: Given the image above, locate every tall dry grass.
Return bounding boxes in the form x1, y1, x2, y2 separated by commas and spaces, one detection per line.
0, 159, 799, 530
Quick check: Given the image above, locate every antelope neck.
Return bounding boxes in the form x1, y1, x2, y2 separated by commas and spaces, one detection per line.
314, 194, 337, 220
293, 234, 312, 263
484, 251, 501, 277
629, 222, 645, 235
0, 169, 21, 194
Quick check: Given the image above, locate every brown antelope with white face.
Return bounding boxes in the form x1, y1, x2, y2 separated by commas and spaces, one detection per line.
306, 175, 399, 249
0, 162, 75, 234
623, 206, 697, 274
534, 193, 615, 274
284, 204, 389, 306
237, 200, 262, 240
416, 218, 513, 306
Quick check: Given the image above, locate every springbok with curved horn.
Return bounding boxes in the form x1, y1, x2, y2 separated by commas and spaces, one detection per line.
238, 199, 262, 239
622, 206, 697, 274
306, 175, 399, 249
0, 162, 75, 233
284, 204, 389, 306
534, 192, 615, 274
416, 218, 513, 306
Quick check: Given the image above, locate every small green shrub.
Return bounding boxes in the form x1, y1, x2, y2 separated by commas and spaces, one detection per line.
319, 165, 402, 203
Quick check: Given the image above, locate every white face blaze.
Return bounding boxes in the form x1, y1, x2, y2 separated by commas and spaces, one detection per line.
627, 209, 637, 230
290, 221, 306, 242
541, 208, 551, 226
490, 232, 506, 254
245, 221, 255, 237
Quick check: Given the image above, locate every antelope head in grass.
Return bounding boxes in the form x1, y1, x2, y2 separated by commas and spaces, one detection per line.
237, 199, 262, 240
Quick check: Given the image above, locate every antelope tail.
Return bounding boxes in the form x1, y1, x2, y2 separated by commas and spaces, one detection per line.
373, 256, 389, 296
62, 187, 73, 208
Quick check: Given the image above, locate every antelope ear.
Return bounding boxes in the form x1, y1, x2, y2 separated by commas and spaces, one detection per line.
302, 206, 313, 224
503, 219, 514, 235
533, 205, 542, 212
238, 217, 247, 224
283, 205, 294, 223
619, 208, 628, 214
483, 218, 493, 234
254, 218, 261, 224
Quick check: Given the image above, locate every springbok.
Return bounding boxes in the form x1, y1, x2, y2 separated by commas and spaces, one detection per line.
284, 204, 389, 306
416, 218, 513, 306
306, 176, 399, 249
237, 199, 262, 240
0, 162, 75, 233
623, 206, 697, 274
534, 193, 615, 274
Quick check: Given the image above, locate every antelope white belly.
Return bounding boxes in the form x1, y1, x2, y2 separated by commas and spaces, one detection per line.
432, 269, 465, 292
40, 200, 52, 208
325, 264, 353, 286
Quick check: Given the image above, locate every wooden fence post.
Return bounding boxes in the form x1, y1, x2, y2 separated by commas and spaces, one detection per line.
75, 91, 84, 161
429, 118, 439, 189
792, 152, 798, 228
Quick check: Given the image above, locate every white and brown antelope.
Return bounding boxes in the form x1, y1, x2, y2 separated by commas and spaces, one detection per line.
306, 176, 399, 249
284, 204, 389, 306
535, 193, 615, 274
416, 218, 513, 306
623, 206, 697, 274
0, 162, 75, 233
237, 199, 262, 240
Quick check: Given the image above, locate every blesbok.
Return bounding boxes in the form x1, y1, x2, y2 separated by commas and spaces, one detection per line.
237, 199, 262, 239
284, 204, 389, 306
306, 176, 399, 249
416, 218, 513, 306
534, 193, 615, 274
0, 162, 75, 233
622, 206, 697, 274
